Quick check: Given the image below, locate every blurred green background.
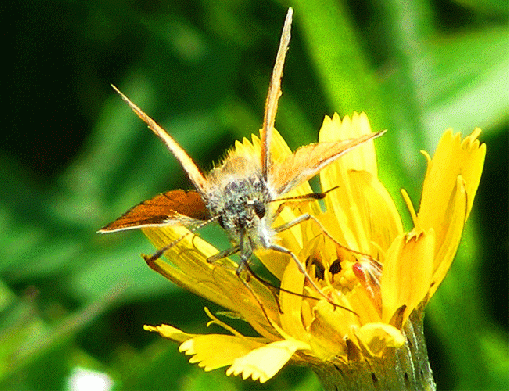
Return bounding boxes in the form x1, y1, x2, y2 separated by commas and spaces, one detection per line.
1, 0, 507, 390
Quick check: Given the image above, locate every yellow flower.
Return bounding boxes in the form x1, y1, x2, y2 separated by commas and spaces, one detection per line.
142, 112, 485, 384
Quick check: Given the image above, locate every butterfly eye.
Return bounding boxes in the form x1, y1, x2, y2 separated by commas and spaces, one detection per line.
253, 200, 266, 218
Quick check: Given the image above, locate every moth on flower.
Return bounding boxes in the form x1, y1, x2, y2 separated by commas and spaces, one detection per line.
99, 8, 384, 302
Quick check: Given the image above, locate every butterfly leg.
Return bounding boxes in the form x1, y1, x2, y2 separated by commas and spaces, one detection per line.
207, 245, 240, 264
275, 213, 376, 260
265, 242, 334, 304
242, 261, 357, 315
235, 234, 254, 282
275, 213, 382, 304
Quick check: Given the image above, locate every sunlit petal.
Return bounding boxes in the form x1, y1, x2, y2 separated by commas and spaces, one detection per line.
226, 339, 310, 383
381, 230, 435, 323
355, 323, 405, 357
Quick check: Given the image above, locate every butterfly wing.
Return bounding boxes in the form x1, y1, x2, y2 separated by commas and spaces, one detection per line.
260, 8, 293, 181
270, 131, 386, 195
111, 85, 208, 195
98, 190, 210, 233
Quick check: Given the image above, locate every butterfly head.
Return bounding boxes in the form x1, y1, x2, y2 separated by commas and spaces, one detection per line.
206, 166, 274, 249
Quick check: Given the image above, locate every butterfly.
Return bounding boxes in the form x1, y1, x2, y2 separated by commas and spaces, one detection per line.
99, 8, 385, 302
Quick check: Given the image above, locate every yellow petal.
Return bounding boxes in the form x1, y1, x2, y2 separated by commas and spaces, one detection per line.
415, 129, 485, 297
355, 322, 405, 357
278, 259, 308, 342
319, 113, 396, 254
349, 171, 403, 251
179, 334, 266, 372
144, 324, 191, 343
226, 339, 310, 383
381, 230, 435, 323
416, 129, 485, 252
269, 128, 293, 163
428, 176, 468, 297
319, 112, 379, 176
344, 282, 383, 325
308, 300, 361, 361
142, 225, 281, 340
320, 168, 402, 258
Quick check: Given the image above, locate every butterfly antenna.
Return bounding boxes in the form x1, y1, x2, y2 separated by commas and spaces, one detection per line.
272, 186, 340, 204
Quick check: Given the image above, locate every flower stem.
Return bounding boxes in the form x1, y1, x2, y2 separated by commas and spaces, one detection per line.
312, 311, 436, 390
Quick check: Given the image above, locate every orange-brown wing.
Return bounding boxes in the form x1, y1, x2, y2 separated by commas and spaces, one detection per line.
111, 85, 208, 195
260, 8, 293, 181
270, 131, 386, 195
98, 190, 210, 233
